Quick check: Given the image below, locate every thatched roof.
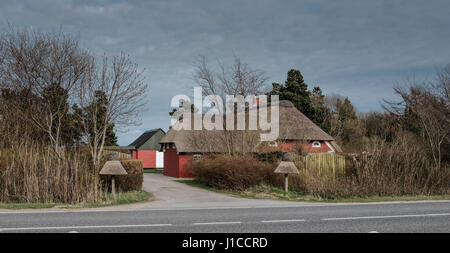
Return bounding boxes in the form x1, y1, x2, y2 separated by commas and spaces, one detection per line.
274, 161, 299, 174
277, 100, 333, 141
99, 161, 128, 175
160, 100, 335, 153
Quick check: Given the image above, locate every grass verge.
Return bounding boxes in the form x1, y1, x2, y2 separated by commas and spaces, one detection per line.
0, 202, 59, 209
0, 190, 152, 209
177, 180, 450, 203
144, 168, 163, 174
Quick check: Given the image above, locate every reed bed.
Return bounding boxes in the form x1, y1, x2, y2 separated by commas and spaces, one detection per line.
0, 143, 103, 203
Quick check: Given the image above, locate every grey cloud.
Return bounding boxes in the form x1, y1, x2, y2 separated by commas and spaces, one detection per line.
1, 0, 449, 144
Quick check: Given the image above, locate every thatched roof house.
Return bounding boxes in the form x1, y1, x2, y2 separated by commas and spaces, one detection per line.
160, 100, 341, 178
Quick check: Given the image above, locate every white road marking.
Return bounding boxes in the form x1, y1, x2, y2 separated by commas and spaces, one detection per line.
193, 221, 242, 225
261, 219, 305, 223
322, 213, 450, 221
0, 223, 172, 231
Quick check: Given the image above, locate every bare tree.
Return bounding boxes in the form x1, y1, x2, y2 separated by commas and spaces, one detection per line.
192, 56, 267, 154
322, 93, 347, 139
386, 66, 450, 169
0, 27, 148, 169
75, 54, 148, 169
194, 55, 267, 99
0, 27, 91, 156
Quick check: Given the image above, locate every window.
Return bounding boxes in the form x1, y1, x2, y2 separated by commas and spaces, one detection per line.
268, 141, 278, 147
312, 141, 321, 148
193, 154, 202, 161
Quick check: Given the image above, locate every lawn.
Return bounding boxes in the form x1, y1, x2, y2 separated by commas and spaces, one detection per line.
144, 168, 163, 174
177, 180, 450, 203
0, 190, 152, 209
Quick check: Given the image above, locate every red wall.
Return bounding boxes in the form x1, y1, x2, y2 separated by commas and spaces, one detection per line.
163, 148, 180, 177
281, 141, 333, 153
280, 142, 298, 152
178, 154, 194, 178
132, 150, 157, 169
162, 141, 333, 178
163, 148, 194, 178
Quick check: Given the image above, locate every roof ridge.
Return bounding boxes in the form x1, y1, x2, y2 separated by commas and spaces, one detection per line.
144, 128, 161, 133
129, 128, 165, 147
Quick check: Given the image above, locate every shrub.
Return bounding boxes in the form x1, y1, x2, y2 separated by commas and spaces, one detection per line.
284, 133, 450, 198
193, 132, 450, 199
116, 159, 143, 191
348, 133, 450, 196
193, 155, 275, 190
254, 151, 283, 163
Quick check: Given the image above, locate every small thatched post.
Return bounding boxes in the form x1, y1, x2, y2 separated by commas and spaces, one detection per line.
99, 152, 128, 199
274, 153, 299, 193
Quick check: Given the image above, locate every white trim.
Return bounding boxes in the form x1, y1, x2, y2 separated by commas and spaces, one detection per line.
324, 141, 335, 153
193, 154, 202, 161
156, 151, 164, 168
312, 141, 321, 148
268, 141, 278, 147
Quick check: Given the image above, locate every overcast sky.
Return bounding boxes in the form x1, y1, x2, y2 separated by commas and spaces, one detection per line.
1, 0, 449, 145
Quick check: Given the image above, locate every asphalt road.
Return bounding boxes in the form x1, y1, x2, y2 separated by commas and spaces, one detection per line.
0, 201, 449, 233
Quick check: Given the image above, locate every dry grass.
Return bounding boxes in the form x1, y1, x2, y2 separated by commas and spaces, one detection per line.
193, 133, 450, 199
344, 133, 450, 196
0, 143, 103, 204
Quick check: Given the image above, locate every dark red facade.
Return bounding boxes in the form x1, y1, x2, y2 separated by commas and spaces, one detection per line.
281, 141, 333, 153
162, 141, 334, 178
163, 147, 194, 178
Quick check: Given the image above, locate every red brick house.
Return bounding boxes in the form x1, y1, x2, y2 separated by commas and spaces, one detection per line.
160, 100, 341, 178
129, 128, 165, 169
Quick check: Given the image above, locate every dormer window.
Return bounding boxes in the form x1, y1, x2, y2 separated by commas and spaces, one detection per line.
312, 141, 321, 148
268, 141, 278, 147
193, 154, 202, 161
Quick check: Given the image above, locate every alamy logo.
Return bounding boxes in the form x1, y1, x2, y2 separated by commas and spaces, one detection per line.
170, 87, 279, 141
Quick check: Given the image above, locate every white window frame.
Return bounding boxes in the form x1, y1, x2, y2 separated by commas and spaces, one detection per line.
312, 141, 321, 148
268, 141, 278, 147
193, 154, 202, 161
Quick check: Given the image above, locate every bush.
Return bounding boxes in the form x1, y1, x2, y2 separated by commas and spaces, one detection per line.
254, 151, 284, 163
116, 159, 143, 191
193, 155, 275, 191
193, 132, 450, 199
348, 133, 450, 196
